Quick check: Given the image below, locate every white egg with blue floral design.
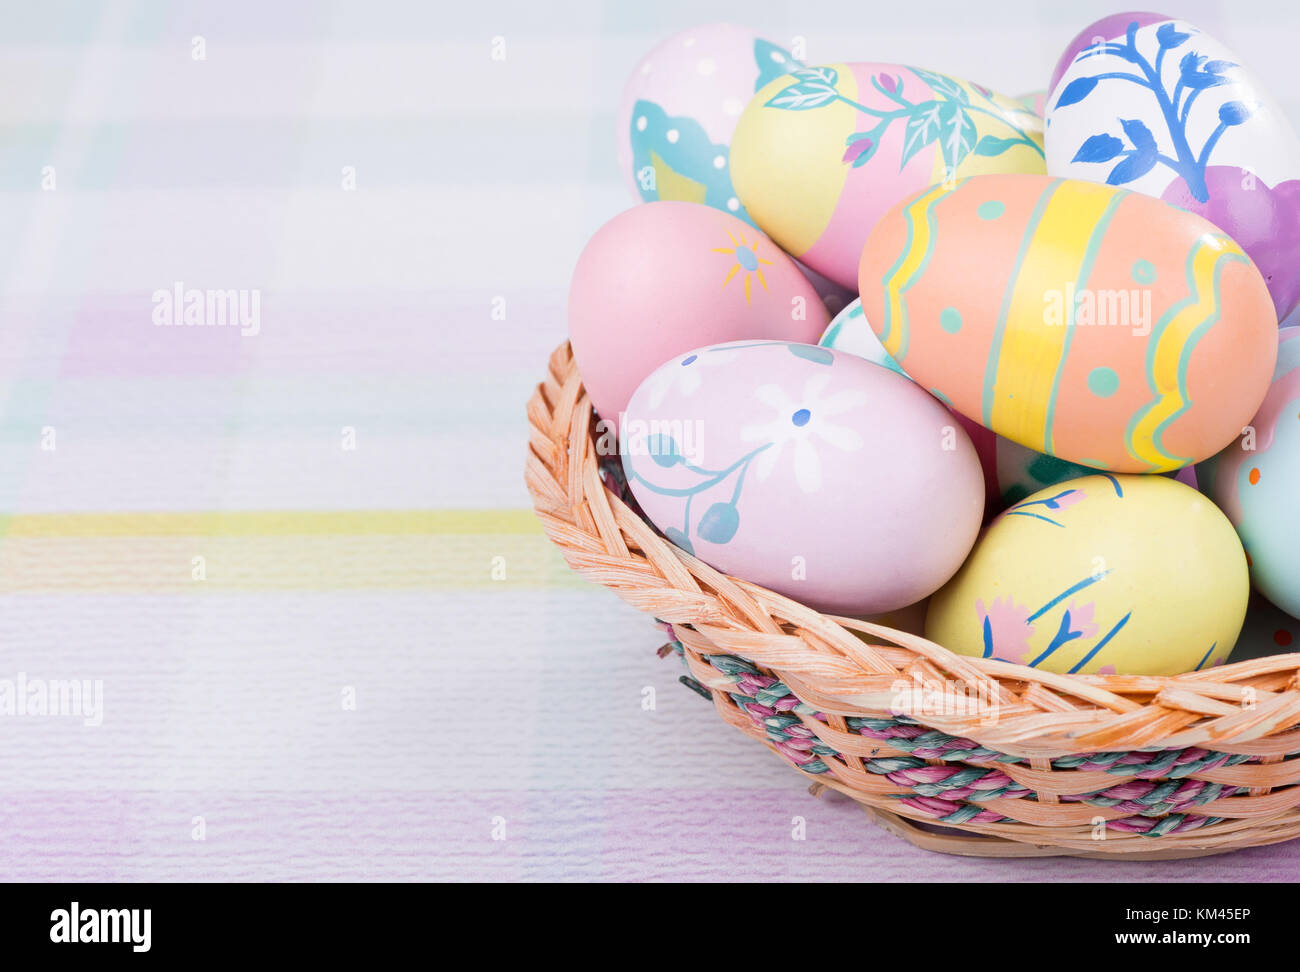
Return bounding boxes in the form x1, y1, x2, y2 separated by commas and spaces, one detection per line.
1045, 14, 1300, 319
619, 339, 985, 614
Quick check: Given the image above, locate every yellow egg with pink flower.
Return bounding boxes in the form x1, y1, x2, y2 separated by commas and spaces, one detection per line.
730, 62, 1046, 291
924, 474, 1247, 676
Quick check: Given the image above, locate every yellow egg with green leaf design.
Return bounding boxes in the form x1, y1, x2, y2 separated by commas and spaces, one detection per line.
730, 62, 1046, 290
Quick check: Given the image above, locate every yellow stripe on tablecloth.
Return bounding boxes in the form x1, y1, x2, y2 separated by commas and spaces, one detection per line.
0, 510, 587, 591
0, 509, 543, 537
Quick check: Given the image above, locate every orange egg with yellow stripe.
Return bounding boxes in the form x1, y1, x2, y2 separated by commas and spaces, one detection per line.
859, 173, 1278, 472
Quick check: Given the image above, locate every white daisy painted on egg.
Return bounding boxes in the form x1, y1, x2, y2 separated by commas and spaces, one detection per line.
741, 372, 866, 493
643, 347, 738, 408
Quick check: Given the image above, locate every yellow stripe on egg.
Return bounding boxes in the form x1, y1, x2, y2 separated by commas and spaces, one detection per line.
879, 182, 953, 361
989, 180, 1119, 452
1127, 236, 1249, 471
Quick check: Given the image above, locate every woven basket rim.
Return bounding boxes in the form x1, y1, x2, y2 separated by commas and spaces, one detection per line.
525, 340, 1300, 762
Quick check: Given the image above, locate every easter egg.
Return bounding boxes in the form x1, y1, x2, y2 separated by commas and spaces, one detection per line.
568, 201, 827, 420
995, 435, 1199, 507
993, 438, 1101, 507
620, 340, 985, 614
1199, 326, 1300, 617
926, 474, 1248, 675
1046, 14, 1300, 320
819, 299, 999, 514
617, 24, 804, 222
858, 173, 1277, 472
730, 63, 1046, 290
1228, 593, 1299, 664
1016, 90, 1047, 119
1046, 11, 1171, 96
816, 300, 1207, 510
818, 298, 907, 377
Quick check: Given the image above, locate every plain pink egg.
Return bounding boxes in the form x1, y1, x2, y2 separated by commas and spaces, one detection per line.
568, 200, 829, 420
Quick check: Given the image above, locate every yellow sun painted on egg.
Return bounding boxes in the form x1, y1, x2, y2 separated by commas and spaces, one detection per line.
712, 229, 773, 304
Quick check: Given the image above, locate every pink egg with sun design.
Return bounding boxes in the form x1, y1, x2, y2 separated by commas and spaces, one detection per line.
568, 201, 828, 421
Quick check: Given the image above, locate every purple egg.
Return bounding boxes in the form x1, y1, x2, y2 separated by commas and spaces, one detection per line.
1164, 167, 1300, 322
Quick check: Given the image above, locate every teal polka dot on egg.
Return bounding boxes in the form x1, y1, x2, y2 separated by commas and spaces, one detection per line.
1087, 366, 1120, 398
939, 307, 962, 334
1131, 259, 1157, 285
977, 200, 1005, 220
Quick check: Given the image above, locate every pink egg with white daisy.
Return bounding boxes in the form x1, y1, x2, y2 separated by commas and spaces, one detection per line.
619, 340, 985, 614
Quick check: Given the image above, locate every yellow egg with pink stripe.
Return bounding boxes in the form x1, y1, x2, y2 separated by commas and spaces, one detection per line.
859, 174, 1278, 472
730, 63, 1045, 292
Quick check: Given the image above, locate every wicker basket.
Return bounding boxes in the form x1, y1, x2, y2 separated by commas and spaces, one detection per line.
526, 341, 1300, 859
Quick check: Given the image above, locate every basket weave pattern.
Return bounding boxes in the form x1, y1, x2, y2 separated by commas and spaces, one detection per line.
526, 341, 1300, 858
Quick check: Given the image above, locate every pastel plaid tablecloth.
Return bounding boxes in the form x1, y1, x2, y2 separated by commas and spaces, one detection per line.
2, 0, 1299, 881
